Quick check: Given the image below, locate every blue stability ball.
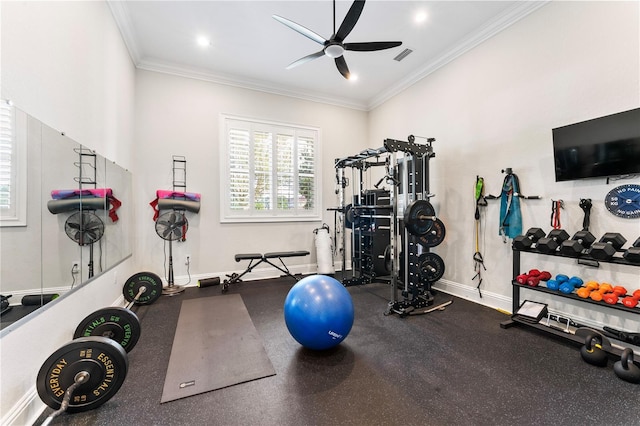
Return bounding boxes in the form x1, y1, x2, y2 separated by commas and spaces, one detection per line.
284, 275, 354, 350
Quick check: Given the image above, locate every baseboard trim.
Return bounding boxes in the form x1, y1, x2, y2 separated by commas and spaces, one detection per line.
1, 386, 43, 426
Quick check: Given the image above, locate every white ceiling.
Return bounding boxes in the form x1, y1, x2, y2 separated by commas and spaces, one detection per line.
108, 1, 547, 110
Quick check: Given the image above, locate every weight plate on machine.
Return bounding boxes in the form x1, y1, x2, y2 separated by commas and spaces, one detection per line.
417, 218, 446, 248
418, 252, 445, 283
383, 245, 392, 273
404, 200, 436, 236
123, 271, 162, 305
73, 307, 141, 353
36, 336, 128, 413
344, 204, 354, 228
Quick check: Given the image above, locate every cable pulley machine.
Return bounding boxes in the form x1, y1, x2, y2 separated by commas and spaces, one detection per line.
332, 135, 451, 317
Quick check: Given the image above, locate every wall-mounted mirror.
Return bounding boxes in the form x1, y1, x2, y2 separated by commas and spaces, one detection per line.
0, 102, 132, 330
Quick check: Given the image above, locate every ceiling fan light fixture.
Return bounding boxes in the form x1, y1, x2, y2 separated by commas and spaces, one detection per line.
324, 44, 344, 58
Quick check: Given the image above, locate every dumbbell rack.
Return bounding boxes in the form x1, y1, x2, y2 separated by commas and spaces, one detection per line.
502, 246, 639, 357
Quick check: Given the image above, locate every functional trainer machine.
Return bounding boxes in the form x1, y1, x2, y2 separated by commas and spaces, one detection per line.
333, 135, 450, 316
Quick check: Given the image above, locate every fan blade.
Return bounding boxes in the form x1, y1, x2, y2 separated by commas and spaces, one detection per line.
169, 212, 176, 224
273, 15, 326, 45
68, 222, 81, 230
335, 0, 365, 42
163, 226, 172, 239
286, 50, 325, 69
344, 41, 402, 51
173, 220, 187, 228
85, 230, 98, 240
335, 55, 350, 79
173, 228, 182, 239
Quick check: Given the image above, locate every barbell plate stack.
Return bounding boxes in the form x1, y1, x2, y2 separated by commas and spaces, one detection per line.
404, 200, 436, 236
36, 336, 128, 413
73, 307, 141, 353
123, 272, 163, 305
417, 218, 446, 248
418, 252, 445, 283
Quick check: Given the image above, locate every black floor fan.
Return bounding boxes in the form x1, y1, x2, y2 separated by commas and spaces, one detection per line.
155, 210, 188, 296
64, 211, 105, 279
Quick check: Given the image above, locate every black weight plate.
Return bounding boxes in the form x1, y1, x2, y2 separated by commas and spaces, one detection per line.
36, 336, 128, 413
383, 245, 392, 273
123, 271, 162, 305
404, 200, 436, 236
418, 218, 446, 248
344, 204, 354, 228
73, 307, 141, 353
418, 252, 445, 282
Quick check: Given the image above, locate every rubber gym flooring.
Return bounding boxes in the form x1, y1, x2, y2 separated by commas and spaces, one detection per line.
38, 276, 639, 426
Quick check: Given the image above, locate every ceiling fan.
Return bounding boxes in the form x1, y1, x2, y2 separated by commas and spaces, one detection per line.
273, 0, 402, 80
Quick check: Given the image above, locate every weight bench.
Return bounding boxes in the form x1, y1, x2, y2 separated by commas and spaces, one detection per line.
222, 251, 310, 293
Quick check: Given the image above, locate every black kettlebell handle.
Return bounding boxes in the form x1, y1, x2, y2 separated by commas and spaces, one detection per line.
584, 332, 602, 351
620, 348, 634, 369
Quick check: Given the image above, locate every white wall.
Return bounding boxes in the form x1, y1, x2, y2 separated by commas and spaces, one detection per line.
0, 2, 137, 425
370, 1, 640, 328
133, 70, 368, 282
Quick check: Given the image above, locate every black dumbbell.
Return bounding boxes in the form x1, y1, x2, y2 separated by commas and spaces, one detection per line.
559, 230, 596, 257
536, 229, 570, 254
588, 233, 627, 260
513, 227, 546, 250
623, 237, 640, 264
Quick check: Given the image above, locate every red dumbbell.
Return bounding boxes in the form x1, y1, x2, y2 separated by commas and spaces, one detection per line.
612, 286, 627, 296
603, 293, 619, 305
621, 289, 640, 308
516, 274, 529, 284
538, 271, 552, 281
527, 276, 541, 287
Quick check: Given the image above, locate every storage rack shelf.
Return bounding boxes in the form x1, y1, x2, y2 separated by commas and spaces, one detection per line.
501, 245, 639, 357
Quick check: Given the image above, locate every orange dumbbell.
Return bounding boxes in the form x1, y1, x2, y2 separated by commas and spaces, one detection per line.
576, 281, 599, 299
590, 283, 613, 302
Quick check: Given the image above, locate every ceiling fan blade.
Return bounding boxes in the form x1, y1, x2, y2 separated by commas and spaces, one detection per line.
335, 55, 350, 79
273, 15, 326, 45
286, 50, 325, 69
335, 0, 365, 42
344, 41, 402, 52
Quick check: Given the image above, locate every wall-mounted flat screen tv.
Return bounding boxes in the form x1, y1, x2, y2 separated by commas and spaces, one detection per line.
553, 107, 640, 182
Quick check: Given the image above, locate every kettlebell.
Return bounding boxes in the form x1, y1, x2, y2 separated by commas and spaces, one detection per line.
613, 348, 640, 384
580, 332, 608, 367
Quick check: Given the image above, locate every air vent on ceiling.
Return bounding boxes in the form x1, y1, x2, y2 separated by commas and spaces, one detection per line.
393, 48, 413, 62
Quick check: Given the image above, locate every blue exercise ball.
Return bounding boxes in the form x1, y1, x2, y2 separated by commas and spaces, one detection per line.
284, 275, 354, 350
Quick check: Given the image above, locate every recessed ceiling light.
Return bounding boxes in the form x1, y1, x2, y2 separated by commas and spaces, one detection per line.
196, 36, 211, 47
415, 11, 427, 24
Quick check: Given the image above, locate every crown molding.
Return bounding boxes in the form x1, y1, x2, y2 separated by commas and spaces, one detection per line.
137, 59, 369, 110
367, 1, 550, 110
107, 0, 141, 65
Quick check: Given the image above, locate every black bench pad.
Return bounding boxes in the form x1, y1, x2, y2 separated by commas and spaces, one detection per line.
264, 251, 310, 259
235, 253, 263, 262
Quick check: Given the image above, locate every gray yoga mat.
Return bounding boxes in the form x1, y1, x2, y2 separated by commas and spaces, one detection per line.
161, 294, 276, 403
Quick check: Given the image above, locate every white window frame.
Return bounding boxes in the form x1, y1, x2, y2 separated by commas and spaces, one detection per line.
219, 113, 322, 223
0, 103, 27, 227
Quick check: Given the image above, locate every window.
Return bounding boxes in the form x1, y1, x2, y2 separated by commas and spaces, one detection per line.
0, 101, 27, 227
220, 114, 321, 222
